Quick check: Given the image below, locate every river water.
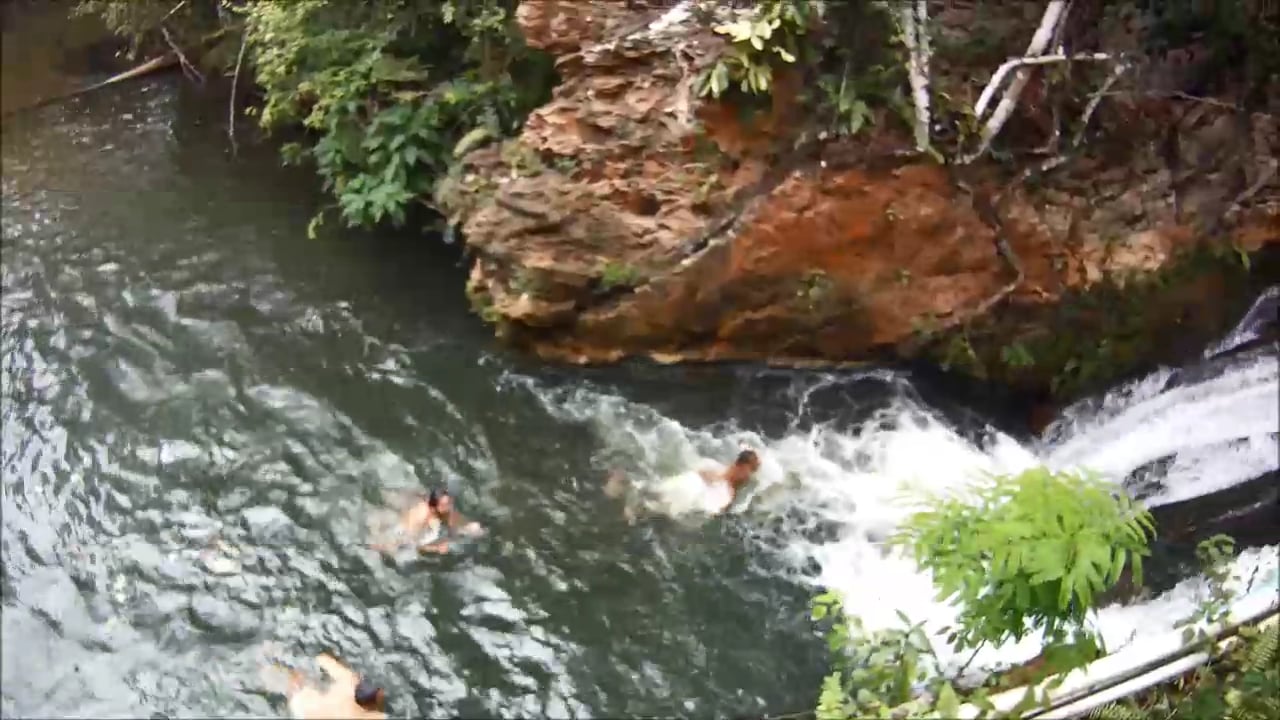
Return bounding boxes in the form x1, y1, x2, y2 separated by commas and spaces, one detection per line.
3, 78, 1277, 718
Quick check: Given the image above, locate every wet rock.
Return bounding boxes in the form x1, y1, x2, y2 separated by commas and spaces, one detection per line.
189, 594, 260, 641
436, 0, 1280, 398
127, 589, 187, 629
241, 505, 294, 544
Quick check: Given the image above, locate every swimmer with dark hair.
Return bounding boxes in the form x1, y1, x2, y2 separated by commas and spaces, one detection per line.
266, 652, 387, 719
371, 487, 483, 555
605, 447, 763, 520
700, 449, 761, 500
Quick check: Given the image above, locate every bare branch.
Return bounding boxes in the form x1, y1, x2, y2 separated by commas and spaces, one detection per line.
973, 1, 1073, 120
160, 24, 205, 85
959, 53, 1110, 164
1070, 59, 1129, 148
228, 30, 248, 157
160, 0, 188, 24
973, 52, 1113, 121
899, 0, 933, 154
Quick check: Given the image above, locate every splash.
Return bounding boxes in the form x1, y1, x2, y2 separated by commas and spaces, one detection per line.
509, 341, 1279, 677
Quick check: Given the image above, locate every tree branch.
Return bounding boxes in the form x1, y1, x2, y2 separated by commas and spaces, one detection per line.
160, 24, 205, 85
996, 55, 1128, 184
898, 1, 933, 154
972, 1, 1072, 120
959, 53, 1109, 164
160, 0, 188, 24
961, 1, 1078, 164
1070, 58, 1129, 148
228, 30, 248, 157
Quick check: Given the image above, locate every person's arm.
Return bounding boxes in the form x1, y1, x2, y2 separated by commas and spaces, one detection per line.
447, 511, 484, 537
315, 653, 358, 687
698, 468, 722, 484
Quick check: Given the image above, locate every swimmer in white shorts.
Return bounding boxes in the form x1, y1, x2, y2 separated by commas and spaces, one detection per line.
372, 488, 483, 555
604, 448, 762, 520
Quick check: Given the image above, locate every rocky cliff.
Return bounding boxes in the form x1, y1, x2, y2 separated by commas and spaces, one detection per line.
436, 1, 1279, 400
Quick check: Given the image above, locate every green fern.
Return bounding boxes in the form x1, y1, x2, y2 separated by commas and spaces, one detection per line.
1242, 621, 1278, 673
1088, 701, 1145, 720
815, 671, 850, 720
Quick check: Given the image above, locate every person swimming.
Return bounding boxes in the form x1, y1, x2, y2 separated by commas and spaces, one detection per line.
699, 449, 761, 502
372, 487, 483, 555
268, 652, 386, 719
605, 448, 763, 520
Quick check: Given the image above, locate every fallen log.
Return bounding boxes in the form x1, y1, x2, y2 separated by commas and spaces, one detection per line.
2, 52, 179, 118
2, 25, 229, 119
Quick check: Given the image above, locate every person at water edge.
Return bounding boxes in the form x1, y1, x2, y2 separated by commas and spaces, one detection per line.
604, 448, 763, 518
273, 653, 387, 719
372, 487, 483, 555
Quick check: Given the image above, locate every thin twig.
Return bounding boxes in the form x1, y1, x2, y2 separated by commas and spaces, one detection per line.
1070, 59, 1129, 148
160, 0, 188, 24
954, 644, 985, 679
160, 24, 205, 85
228, 30, 248, 157
1095, 89, 1246, 112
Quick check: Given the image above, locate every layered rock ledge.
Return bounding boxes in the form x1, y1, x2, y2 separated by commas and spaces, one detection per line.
436, 1, 1279, 399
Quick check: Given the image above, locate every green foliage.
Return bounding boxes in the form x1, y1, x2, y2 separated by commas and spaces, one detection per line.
1177, 535, 1237, 645
811, 592, 949, 720
796, 270, 833, 310
889, 467, 1154, 655
693, 0, 906, 138
79, 0, 556, 234
1000, 341, 1035, 370
695, 0, 811, 101
598, 262, 643, 291
74, 0, 225, 59
1139, 0, 1280, 107
805, 1, 907, 140
242, 0, 555, 232
809, 473, 1279, 720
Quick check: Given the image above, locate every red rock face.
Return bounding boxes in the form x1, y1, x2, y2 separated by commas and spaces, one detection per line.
438, 1, 1280, 371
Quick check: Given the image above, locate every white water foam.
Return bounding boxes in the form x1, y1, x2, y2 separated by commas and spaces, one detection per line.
1041, 350, 1279, 507
509, 347, 1279, 678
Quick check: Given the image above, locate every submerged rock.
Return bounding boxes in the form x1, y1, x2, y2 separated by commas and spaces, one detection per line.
437, 1, 1280, 399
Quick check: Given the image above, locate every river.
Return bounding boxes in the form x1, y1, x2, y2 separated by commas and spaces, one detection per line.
3, 76, 1277, 718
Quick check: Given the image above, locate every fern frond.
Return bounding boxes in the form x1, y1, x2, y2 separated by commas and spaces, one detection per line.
1088, 701, 1146, 720
1242, 621, 1278, 672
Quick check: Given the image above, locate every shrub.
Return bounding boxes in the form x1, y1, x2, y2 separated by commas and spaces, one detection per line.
889, 466, 1155, 666
811, 466, 1159, 719
77, 0, 556, 234
242, 0, 555, 233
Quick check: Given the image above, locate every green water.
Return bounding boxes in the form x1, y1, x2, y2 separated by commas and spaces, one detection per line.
1, 77, 831, 718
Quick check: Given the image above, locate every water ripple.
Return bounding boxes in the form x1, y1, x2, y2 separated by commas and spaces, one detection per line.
1, 77, 856, 718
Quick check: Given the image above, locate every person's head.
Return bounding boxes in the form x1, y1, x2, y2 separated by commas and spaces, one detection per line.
727, 449, 760, 485
426, 488, 453, 516
353, 678, 385, 712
